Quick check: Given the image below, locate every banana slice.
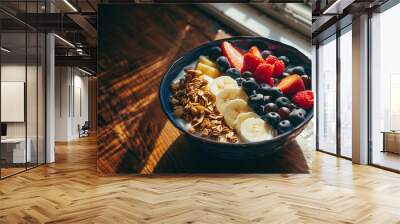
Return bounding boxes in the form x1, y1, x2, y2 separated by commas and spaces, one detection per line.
233, 112, 259, 131
200, 75, 214, 91
239, 117, 274, 142
216, 88, 248, 113
223, 99, 251, 128
198, 55, 217, 68
197, 63, 220, 78
209, 76, 239, 96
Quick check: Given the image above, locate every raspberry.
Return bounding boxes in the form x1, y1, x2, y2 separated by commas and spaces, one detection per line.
267, 77, 274, 87
292, 90, 314, 110
253, 63, 274, 84
273, 60, 285, 77
265, 55, 278, 65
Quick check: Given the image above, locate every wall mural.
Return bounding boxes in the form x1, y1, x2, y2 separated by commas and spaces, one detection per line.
97, 4, 314, 174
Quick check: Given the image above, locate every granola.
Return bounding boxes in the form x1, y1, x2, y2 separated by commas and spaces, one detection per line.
170, 69, 239, 143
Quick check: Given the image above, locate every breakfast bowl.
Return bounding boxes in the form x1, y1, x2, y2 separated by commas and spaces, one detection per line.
159, 36, 312, 160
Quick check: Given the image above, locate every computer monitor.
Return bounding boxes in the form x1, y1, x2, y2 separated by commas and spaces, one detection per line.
1, 123, 7, 137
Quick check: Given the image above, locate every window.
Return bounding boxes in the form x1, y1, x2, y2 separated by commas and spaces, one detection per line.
339, 26, 352, 158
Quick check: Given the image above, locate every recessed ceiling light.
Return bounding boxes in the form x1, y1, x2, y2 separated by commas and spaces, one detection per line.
78, 67, 93, 76
54, 34, 75, 48
322, 0, 354, 15
63, 0, 78, 12
323, 0, 342, 14
1, 47, 11, 53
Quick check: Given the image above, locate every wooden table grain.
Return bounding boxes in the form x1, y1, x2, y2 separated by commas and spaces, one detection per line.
97, 4, 313, 174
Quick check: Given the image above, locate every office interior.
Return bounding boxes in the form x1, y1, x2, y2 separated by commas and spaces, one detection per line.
313, 0, 400, 172
0, 0, 96, 179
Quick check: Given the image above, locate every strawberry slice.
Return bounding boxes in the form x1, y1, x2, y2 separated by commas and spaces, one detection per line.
277, 74, 305, 95
241, 53, 264, 73
248, 46, 263, 59
221, 41, 243, 70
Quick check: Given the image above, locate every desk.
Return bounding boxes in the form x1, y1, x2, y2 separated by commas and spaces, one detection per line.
1, 138, 31, 163
381, 131, 400, 154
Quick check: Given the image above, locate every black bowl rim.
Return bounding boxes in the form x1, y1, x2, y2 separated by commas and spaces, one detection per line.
159, 36, 313, 148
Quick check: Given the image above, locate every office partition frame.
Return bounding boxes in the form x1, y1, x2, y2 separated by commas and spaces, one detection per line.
0, 1, 47, 180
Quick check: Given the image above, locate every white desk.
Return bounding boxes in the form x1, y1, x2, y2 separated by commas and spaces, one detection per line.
1, 138, 31, 163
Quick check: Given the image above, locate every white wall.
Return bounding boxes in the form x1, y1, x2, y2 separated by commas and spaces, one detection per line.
1, 64, 40, 138
55, 66, 70, 141
1, 63, 46, 164
54, 67, 89, 141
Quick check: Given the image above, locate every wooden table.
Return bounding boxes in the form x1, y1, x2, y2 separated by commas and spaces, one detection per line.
97, 4, 313, 174
381, 131, 400, 154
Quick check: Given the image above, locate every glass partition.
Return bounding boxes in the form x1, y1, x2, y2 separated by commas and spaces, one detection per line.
317, 35, 337, 154
27, 30, 38, 169
1, 31, 28, 177
0, 2, 46, 179
370, 4, 400, 171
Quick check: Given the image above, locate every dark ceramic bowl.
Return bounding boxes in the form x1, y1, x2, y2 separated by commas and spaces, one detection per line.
159, 37, 312, 160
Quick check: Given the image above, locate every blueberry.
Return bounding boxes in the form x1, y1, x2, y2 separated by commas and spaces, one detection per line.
242, 71, 253, 79
258, 84, 272, 96
262, 95, 273, 105
261, 50, 272, 59
288, 103, 297, 110
278, 120, 293, 134
289, 109, 306, 126
287, 66, 305, 76
254, 105, 265, 116
278, 56, 290, 65
216, 56, 231, 72
248, 89, 258, 96
258, 86, 282, 99
242, 78, 259, 95
275, 96, 292, 108
265, 112, 281, 127
259, 83, 271, 88
298, 108, 307, 114
269, 87, 283, 99
248, 94, 264, 108
208, 46, 222, 61
226, 68, 241, 79
236, 77, 245, 86
264, 102, 278, 113
277, 107, 291, 120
